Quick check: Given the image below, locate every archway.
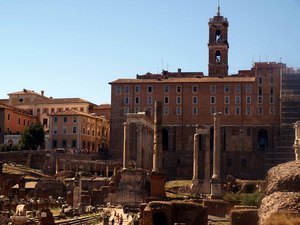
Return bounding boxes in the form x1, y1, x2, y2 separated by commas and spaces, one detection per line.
257, 129, 268, 151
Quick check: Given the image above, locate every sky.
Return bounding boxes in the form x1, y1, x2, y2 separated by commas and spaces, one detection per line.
0, 0, 299, 105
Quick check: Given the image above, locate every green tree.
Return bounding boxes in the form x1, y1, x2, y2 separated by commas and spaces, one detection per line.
20, 122, 45, 150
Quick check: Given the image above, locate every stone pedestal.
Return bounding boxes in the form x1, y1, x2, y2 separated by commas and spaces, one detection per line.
150, 171, 166, 198
210, 178, 222, 199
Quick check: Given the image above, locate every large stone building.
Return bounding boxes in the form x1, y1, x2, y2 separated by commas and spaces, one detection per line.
109, 7, 300, 179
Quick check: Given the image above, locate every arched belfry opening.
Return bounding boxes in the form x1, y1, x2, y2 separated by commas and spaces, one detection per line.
215, 50, 221, 63
216, 29, 221, 42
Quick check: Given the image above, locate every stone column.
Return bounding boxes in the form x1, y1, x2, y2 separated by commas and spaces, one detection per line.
123, 122, 130, 169
106, 165, 109, 177
136, 123, 143, 168
192, 134, 200, 181
203, 133, 211, 194
150, 101, 165, 198
212, 112, 221, 179
211, 112, 222, 198
191, 132, 201, 193
55, 158, 59, 174
153, 101, 163, 172
293, 121, 300, 160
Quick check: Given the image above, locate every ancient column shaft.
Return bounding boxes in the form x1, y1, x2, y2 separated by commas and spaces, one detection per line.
192, 134, 199, 180
153, 101, 163, 172
136, 123, 143, 168
123, 122, 130, 169
204, 133, 211, 181
212, 112, 221, 179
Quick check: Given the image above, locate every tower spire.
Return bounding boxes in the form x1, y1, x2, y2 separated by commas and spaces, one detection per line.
217, 0, 220, 16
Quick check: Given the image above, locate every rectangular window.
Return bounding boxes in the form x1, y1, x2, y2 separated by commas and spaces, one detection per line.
224, 107, 229, 115
53, 140, 57, 148
51, 108, 55, 113
270, 96, 275, 104
246, 96, 251, 104
135, 85, 140, 93
192, 85, 198, 93
72, 140, 77, 148
116, 85, 121, 95
124, 97, 129, 105
258, 107, 263, 115
23, 119, 25, 126
164, 85, 169, 93
63, 127, 67, 134
270, 87, 275, 95
224, 96, 230, 104
246, 106, 251, 115
80, 107, 84, 112
62, 140, 67, 147
72, 127, 77, 133
135, 107, 140, 113
258, 77, 263, 84
210, 85, 216, 93
53, 127, 58, 134
124, 85, 130, 94
246, 85, 252, 93
63, 117, 67, 123
224, 85, 230, 93
258, 96, 263, 104
270, 77, 274, 84
192, 96, 198, 104
235, 107, 241, 115
147, 96, 152, 105
176, 85, 182, 93
192, 107, 198, 115
176, 107, 181, 115
258, 87, 263, 95
210, 96, 216, 104
124, 107, 129, 115
147, 86, 153, 93
211, 106, 216, 115
164, 107, 169, 115
270, 106, 275, 115
147, 107, 152, 115
7, 114, 10, 120
235, 85, 241, 93
176, 96, 181, 104
164, 96, 169, 104
235, 96, 241, 105
18, 118, 21, 124
73, 117, 77, 123
135, 97, 140, 105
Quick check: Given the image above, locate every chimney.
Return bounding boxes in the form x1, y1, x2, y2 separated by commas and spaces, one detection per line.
178, 68, 182, 74
41, 90, 44, 96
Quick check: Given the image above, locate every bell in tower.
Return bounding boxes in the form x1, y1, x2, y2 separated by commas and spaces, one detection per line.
208, 3, 229, 77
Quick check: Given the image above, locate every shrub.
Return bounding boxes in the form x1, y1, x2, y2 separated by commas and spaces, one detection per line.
223, 192, 264, 207
263, 214, 300, 225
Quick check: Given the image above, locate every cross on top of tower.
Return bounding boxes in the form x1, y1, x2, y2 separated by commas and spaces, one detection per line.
217, 0, 221, 16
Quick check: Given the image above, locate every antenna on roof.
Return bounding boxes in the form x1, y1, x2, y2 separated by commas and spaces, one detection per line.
162, 60, 164, 72
217, 0, 221, 16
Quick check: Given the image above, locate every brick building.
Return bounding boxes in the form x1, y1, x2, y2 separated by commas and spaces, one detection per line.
109, 8, 299, 179
0, 102, 38, 145
48, 109, 110, 153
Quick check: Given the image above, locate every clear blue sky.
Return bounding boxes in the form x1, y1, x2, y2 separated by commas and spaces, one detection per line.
0, 0, 299, 105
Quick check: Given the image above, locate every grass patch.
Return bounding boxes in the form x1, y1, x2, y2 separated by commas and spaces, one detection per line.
223, 192, 265, 207
165, 180, 192, 189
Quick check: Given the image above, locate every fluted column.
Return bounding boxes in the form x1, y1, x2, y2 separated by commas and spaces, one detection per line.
204, 134, 211, 181
136, 123, 143, 168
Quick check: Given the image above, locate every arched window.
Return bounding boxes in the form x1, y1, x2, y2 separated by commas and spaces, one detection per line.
216, 50, 221, 63
216, 29, 221, 42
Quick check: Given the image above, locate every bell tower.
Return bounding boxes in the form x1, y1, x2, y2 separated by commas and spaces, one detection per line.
208, 3, 229, 77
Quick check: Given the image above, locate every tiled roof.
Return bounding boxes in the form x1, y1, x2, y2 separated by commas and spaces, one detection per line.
51, 108, 98, 118
8, 89, 47, 97
110, 76, 255, 84
35, 98, 95, 105
0, 102, 34, 116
